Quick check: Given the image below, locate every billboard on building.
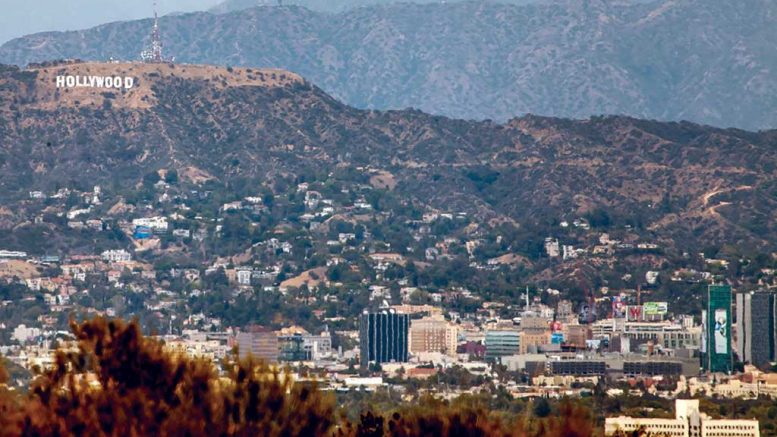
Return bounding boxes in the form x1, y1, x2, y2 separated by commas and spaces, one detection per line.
579, 301, 597, 324
643, 302, 668, 315
627, 305, 643, 322
703, 285, 732, 373
612, 296, 627, 318
713, 309, 728, 354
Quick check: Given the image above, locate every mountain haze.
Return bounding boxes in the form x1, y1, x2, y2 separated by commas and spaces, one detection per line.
0, 0, 222, 46
209, 0, 541, 14
0, 61, 775, 252
1, 0, 775, 130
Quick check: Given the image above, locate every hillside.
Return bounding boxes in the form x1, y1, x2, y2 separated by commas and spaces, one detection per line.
0, 0, 776, 130
0, 61, 775, 252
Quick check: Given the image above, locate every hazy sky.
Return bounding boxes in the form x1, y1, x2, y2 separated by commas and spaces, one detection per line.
0, 0, 223, 45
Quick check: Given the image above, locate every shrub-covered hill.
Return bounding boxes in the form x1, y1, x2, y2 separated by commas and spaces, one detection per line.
0, 61, 775, 251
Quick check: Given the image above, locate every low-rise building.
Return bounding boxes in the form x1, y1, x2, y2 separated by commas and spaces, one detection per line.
101, 249, 132, 263
237, 326, 279, 363
605, 399, 759, 437
132, 216, 168, 231
485, 330, 521, 362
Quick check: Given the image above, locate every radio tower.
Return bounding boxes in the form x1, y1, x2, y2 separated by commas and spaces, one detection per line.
141, 2, 165, 63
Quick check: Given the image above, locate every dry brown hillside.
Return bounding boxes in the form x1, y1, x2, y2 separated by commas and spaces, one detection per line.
0, 61, 774, 251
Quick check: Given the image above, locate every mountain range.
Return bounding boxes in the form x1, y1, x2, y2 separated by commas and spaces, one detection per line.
0, 61, 774, 251
209, 0, 541, 14
0, 0, 775, 130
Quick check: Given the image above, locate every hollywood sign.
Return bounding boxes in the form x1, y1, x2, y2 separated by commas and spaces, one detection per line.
56, 75, 135, 90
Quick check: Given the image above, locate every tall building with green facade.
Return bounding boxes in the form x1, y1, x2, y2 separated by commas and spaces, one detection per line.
702, 284, 732, 373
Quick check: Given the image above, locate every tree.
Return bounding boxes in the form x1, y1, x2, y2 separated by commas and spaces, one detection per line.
142, 171, 161, 187
585, 208, 612, 228
0, 318, 600, 437
0, 318, 335, 436
165, 169, 179, 185
533, 397, 552, 418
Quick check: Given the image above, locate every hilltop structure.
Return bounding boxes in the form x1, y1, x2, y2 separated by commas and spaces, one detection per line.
140, 2, 167, 63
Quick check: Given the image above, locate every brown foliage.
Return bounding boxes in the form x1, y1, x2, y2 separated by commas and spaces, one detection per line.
531, 401, 595, 437
336, 407, 515, 437
0, 318, 335, 437
0, 318, 600, 437
0, 358, 20, 436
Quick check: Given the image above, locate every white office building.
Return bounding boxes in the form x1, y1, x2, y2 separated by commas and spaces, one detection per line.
605, 399, 759, 437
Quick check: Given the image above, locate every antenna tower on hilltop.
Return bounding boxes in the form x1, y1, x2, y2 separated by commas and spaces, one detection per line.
140, 2, 167, 63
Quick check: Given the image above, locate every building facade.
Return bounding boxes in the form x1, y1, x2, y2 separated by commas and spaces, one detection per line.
485, 330, 521, 362
606, 399, 759, 437
736, 290, 776, 367
359, 310, 409, 367
304, 330, 333, 360
565, 324, 591, 348
623, 361, 683, 377
237, 326, 279, 363
548, 360, 606, 376
703, 284, 732, 373
520, 316, 551, 354
409, 315, 459, 356
278, 334, 307, 362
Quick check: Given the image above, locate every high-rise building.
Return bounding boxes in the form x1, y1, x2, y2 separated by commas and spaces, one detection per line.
359, 310, 409, 367
736, 290, 776, 367
237, 326, 278, 363
702, 284, 732, 373
409, 315, 459, 356
485, 330, 521, 362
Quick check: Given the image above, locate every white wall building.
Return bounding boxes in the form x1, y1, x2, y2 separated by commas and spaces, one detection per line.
605, 399, 759, 437
132, 216, 169, 231
544, 238, 560, 258
0, 250, 27, 258
236, 269, 253, 286
12, 324, 42, 344
101, 249, 132, 263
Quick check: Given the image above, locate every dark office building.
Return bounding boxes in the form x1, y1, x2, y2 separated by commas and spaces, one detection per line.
624, 361, 683, 377
736, 290, 777, 367
359, 310, 409, 367
548, 360, 606, 376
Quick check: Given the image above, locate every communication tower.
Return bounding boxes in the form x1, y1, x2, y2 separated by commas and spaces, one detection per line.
140, 2, 168, 63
